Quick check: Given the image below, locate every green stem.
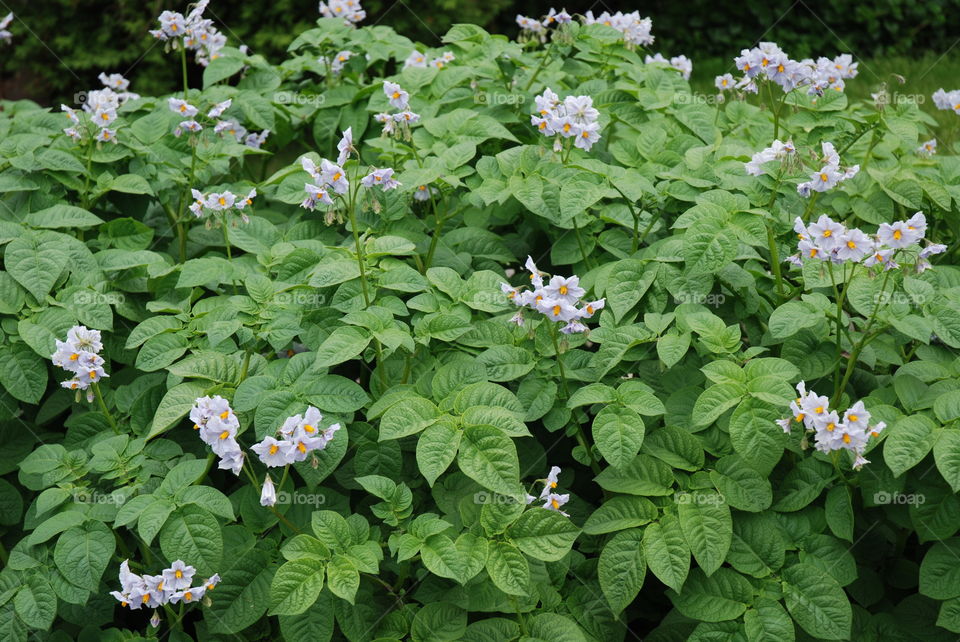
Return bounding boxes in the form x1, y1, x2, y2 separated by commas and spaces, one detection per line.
424, 196, 445, 270
572, 218, 592, 270
180, 42, 189, 101
801, 191, 821, 220
221, 220, 237, 295
92, 381, 119, 434
523, 44, 554, 92
347, 205, 371, 306
239, 349, 251, 382
550, 325, 601, 475
832, 265, 893, 402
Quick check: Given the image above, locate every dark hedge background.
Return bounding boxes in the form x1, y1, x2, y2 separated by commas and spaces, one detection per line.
0, 0, 956, 105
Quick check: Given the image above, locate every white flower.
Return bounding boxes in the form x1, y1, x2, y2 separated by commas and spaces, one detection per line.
206, 191, 236, 210
916, 139, 937, 157
168, 98, 198, 117
542, 493, 570, 516
542, 275, 585, 304
260, 474, 277, 507
715, 73, 735, 91
251, 436, 295, 467
336, 127, 354, 166
96, 128, 118, 144
320, 159, 349, 194
383, 81, 409, 110
361, 168, 400, 190
404, 50, 427, 68
207, 99, 231, 118
161, 561, 195, 591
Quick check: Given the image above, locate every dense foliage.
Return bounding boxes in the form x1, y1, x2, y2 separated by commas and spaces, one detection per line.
3, 0, 959, 104
2, 5, 960, 641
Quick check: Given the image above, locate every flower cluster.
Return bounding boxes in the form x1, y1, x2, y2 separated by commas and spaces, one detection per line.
319, 0, 365, 26
0, 12, 12, 45
932, 89, 960, 114
796, 142, 859, 197
150, 0, 227, 67
110, 559, 220, 612
403, 49, 455, 70
97, 72, 140, 103
917, 139, 937, 157
644, 53, 692, 80
51, 326, 108, 401
583, 10, 654, 48
515, 15, 547, 41
251, 407, 340, 506
530, 88, 602, 152
525, 466, 570, 516
374, 81, 420, 137
189, 188, 257, 222
319, 50, 354, 76
501, 256, 605, 333
732, 42, 858, 95
787, 212, 946, 272
191, 396, 244, 475
744, 139, 796, 176
62, 79, 139, 144
168, 97, 268, 147
776, 382, 885, 469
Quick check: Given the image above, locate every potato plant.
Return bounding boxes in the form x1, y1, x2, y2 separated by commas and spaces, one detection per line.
1, 4, 960, 641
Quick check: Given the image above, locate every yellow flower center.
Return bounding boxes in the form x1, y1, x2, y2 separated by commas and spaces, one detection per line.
842, 433, 851, 444
848, 414, 858, 422
893, 229, 902, 240
392, 91, 400, 99
826, 423, 835, 432
219, 430, 229, 440
586, 305, 594, 314
297, 442, 307, 453
218, 197, 226, 206
552, 305, 561, 316
304, 424, 315, 433
795, 413, 805, 422
175, 570, 182, 579
820, 173, 829, 182
814, 406, 824, 414
184, 592, 192, 601
142, 594, 150, 603
70, 353, 79, 361
551, 499, 560, 509
847, 240, 856, 249
269, 444, 278, 455
559, 285, 568, 295
220, 411, 230, 420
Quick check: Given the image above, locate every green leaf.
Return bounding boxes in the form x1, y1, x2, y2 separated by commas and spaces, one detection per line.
457, 426, 522, 498
158, 504, 223, 577
884, 414, 937, 477
825, 485, 854, 542
314, 326, 371, 368
507, 508, 580, 561
744, 599, 795, 642
416, 420, 461, 486
25, 205, 103, 229
667, 567, 751, 622
484, 540, 530, 596
599, 528, 645, 614
206, 547, 274, 634
149, 381, 210, 439
678, 490, 731, 576
136, 333, 190, 372
643, 514, 690, 592
593, 405, 645, 469
411, 602, 468, 642
781, 563, 852, 640
692, 383, 745, 428
5, 231, 68, 298
920, 538, 960, 600
326, 554, 360, 604
583, 496, 657, 534
379, 396, 440, 441
14, 573, 56, 630
53, 521, 115, 591
0, 343, 46, 404
268, 559, 325, 615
